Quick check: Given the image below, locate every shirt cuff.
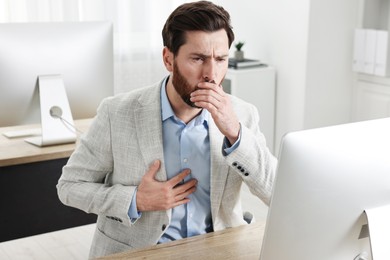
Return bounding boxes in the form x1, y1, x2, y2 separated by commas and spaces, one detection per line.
222, 124, 242, 156
128, 188, 142, 222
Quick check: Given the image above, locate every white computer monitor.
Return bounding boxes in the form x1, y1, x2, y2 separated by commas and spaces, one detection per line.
0, 21, 113, 131
260, 118, 390, 260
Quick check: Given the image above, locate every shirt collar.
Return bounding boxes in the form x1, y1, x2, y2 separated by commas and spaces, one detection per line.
161, 77, 175, 121
161, 77, 209, 126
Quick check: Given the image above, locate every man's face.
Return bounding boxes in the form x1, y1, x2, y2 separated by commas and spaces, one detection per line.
171, 29, 229, 107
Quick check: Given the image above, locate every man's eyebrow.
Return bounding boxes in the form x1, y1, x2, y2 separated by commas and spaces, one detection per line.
189, 53, 209, 58
217, 54, 229, 59
189, 53, 229, 59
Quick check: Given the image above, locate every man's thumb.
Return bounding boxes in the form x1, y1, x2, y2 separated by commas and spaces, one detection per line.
146, 160, 161, 178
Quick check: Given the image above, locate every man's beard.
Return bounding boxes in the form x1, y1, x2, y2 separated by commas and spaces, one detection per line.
172, 62, 200, 108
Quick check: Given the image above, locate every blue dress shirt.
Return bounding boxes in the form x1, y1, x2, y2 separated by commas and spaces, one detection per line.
128, 77, 241, 243
159, 80, 212, 242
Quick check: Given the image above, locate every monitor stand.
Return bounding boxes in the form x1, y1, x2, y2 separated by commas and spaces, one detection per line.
364, 204, 390, 260
24, 75, 77, 147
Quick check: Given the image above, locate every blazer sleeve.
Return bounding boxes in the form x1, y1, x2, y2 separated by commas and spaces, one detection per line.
224, 101, 277, 206
57, 98, 135, 227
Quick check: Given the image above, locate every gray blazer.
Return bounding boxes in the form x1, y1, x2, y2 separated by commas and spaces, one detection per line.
57, 80, 277, 259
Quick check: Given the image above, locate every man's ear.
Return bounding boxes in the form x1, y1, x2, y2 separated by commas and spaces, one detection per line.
162, 47, 174, 72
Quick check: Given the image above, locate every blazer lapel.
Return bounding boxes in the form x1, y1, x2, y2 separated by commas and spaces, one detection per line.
134, 83, 167, 182
209, 119, 229, 221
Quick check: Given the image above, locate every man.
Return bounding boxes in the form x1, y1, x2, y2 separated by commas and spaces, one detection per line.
57, 1, 277, 258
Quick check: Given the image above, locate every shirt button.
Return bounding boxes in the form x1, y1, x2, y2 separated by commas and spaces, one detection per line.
183, 158, 188, 163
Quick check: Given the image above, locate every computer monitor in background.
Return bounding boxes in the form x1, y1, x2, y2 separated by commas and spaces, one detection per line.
0, 21, 113, 144
260, 118, 390, 260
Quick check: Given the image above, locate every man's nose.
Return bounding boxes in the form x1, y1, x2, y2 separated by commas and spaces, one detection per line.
204, 78, 216, 84
202, 60, 217, 82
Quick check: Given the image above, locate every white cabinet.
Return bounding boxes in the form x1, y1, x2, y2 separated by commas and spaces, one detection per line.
222, 66, 276, 153
353, 75, 390, 121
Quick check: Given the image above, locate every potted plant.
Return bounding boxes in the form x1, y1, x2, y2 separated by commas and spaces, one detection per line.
234, 41, 245, 61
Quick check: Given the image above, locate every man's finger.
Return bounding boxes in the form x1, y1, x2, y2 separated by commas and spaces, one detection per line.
168, 169, 191, 186
173, 178, 198, 194
176, 185, 197, 200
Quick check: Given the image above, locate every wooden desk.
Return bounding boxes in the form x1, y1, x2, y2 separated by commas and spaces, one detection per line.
99, 221, 265, 260
0, 119, 97, 242
0, 118, 92, 167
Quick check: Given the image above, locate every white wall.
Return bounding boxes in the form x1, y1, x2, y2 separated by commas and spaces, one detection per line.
257, 0, 311, 154
226, 0, 310, 153
304, 0, 358, 130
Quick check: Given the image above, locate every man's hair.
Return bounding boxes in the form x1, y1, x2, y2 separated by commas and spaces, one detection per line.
162, 1, 235, 56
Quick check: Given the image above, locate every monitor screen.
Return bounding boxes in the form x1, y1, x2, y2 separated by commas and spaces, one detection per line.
0, 21, 113, 127
260, 118, 390, 260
